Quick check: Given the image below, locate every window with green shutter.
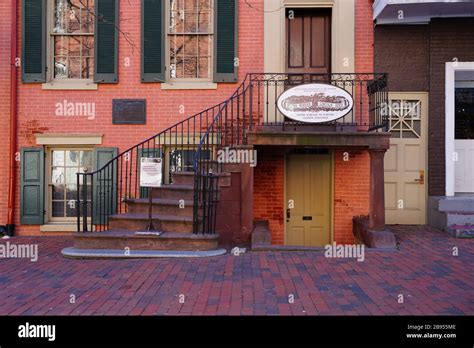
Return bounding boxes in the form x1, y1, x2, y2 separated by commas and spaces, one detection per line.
22, 0, 46, 83
141, 0, 238, 83
94, 0, 119, 83
22, 0, 119, 84
141, 0, 165, 82
20, 148, 45, 225
214, 0, 238, 83
92, 147, 118, 224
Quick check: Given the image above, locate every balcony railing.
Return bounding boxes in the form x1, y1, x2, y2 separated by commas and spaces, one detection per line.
76, 72, 388, 235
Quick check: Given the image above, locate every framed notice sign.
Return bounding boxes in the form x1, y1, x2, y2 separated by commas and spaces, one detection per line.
277, 83, 354, 123
140, 158, 162, 187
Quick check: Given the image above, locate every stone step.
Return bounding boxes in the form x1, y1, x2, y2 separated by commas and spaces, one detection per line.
445, 211, 474, 226
446, 224, 474, 238
125, 198, 196, 217
108, 213, 194, 233
171, 171, 231, 187
438, 197, 474, 213
73, 230, 219, 251
171, 172, 195, 185
151, 184, 195, 200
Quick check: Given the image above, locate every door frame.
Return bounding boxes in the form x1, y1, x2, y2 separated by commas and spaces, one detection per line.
385, 92, 429, 224
446, 62, 474, 196
283, 151, 334, 246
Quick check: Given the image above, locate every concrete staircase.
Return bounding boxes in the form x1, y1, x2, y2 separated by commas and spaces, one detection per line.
66, 172, 226, 256
428, 196, 474, 237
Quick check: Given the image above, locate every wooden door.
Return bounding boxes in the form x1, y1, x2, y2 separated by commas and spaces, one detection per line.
384, 93, 427, 224
286, 9, 331, 75
286, 154, 331, 246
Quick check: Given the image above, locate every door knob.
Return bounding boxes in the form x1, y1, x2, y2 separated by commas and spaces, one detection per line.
414, 170, 424, 185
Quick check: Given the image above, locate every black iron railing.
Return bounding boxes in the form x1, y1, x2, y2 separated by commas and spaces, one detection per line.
77, 73, 388, 234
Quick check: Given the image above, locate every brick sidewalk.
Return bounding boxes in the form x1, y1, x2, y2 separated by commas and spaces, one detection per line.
0, 226, 472, 315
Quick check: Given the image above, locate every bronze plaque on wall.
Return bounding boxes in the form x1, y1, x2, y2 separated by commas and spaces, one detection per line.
112, 99, 146, 124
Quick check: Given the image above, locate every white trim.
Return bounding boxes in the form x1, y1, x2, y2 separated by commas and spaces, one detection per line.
445, 62, 474, 197
161, 82, 217, 90
36, 134, 103, 145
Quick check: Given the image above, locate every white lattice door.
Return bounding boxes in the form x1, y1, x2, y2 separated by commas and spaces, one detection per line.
384, 93, 427, 225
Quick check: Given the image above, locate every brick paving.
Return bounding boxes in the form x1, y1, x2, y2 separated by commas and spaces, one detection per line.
0, 226, 472, 315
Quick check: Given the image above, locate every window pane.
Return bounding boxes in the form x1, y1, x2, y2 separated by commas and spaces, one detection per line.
198, 36, 210, 56
54, 57, 68, 79
184, 13, 198, 33
66, 168, 79, 186
52, 167, 65, 184
455, 88, 474, 139
52, 201, 65, 217
80, 151, 93, 167
168, 0, 212, 80
54, 0, 94, 34
67, 57, 82, 79
66, 184, 78, 200
52, 151, 65, 166
198, 57, 209, 79
52, 184, 65, 199
183, 36, 197, 55
66, 201, 78, 217
53, 0, 94, 80
66, 151, 80, 166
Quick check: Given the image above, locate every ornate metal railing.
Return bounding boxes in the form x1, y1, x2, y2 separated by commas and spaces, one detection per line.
77, 72, 388, 234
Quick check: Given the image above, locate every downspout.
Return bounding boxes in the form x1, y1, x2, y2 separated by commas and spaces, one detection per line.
6, 0, 18, 236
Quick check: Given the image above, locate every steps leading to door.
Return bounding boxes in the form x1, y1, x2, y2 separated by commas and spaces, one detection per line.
68, 171, 225, 256
72, 230, 219, 251
428, 196, 474, 237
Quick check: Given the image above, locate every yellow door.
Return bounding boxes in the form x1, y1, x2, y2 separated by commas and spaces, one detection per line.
384, 93, 427, 224
286, 154, 331, 246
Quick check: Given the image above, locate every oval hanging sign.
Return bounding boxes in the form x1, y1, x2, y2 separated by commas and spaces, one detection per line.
277, 83, 354, 123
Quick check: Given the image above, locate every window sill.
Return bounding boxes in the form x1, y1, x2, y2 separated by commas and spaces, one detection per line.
40, 223, 78, 232
42, 81, 98, 90
161, 82, 218, 90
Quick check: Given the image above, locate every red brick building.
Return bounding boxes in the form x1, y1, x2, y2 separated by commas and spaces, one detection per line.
1, 0, 395, 254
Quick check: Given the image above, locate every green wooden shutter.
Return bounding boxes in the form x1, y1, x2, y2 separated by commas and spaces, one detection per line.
141, 0, 165, 82
137, 147, 163, 198
92, 147, 118, 224
94, 0, 119, 83
20, 148, 44, 224
214, 0, 238, 83
22, 0, 46, 83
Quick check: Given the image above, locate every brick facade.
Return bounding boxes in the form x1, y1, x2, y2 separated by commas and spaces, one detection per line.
374, 25, 429, 92
0, 0, 12, 230
254, 149, 370, 245
334, 150, 370, 243
3, 0, 377, 244
0, 0, 264, 235
253, 149, 285, 245
252, 0, 374, 245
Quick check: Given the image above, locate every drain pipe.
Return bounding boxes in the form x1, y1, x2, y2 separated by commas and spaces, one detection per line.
6, 0, 18, 236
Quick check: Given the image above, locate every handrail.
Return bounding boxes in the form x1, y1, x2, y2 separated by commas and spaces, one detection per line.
77, 72, 388, 235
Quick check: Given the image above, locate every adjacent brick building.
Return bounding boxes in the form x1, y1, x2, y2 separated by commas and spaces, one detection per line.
374, 0, 474, 237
